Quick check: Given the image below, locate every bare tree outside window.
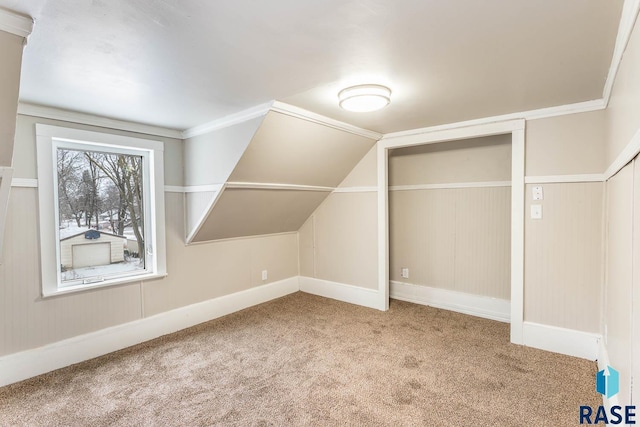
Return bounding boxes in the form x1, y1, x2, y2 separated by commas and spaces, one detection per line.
57, 148, 146, 284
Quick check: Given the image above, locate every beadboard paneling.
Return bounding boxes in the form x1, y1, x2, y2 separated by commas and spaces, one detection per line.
142, 193, 299, 316
454, 188, 511, 298
298, 216, 314, 277
0, 188, 143, 356
524, 182, 603, 333
311, 192, 378, 289
390, 187, 511, 299
604, 164, 633, 405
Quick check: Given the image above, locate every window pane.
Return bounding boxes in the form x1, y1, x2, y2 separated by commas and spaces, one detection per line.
57, 148, 146, 285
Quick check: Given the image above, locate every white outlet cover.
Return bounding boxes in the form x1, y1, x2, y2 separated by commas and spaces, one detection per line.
531, 204, 542, 219
532, 186, 544, 201
261, 270, 268, 280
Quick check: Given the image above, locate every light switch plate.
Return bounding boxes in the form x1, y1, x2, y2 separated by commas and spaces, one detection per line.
531, 204, 542, 219
532, 186, 544, 201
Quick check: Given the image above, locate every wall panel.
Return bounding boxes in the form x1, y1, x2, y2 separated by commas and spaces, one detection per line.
298, 217, 314, 277
388, 137, 511, 301
0, 189, 142, 356
389, 135, 511, 185
524, 182, 603, 332
390, 189, 456, 290
454, 188, 511, 299
143, 193, 299, 316
604, 164, 633, 405
525, 111, 607, 176
311, 192, 378, 289
390, 187, 510, 299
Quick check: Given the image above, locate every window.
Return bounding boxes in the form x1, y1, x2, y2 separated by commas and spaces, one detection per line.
36, 125, 166, 296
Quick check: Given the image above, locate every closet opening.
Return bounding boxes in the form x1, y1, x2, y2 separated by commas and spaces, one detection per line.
377, 120, 525, 344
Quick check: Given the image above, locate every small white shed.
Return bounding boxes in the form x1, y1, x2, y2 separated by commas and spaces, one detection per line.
60, 230, 126, 269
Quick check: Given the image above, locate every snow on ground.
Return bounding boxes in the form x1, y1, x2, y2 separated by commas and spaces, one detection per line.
61, 259, 145, 282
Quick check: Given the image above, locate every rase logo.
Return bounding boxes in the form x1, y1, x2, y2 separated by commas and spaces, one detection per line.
579, 365, 636, 425
597, 365, 620, 398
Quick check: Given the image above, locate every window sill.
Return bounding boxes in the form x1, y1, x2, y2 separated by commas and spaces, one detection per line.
40, 272, 168, 299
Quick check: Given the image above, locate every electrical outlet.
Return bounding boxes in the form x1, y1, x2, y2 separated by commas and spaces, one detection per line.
401, 268, 409, 279
261, 270, 268, 281
532, 186, 544, 201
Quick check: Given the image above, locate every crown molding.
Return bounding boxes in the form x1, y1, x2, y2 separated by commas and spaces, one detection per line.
0, 8, 33, 38
270, 101, 382, 141
381, 99, 605, 141
182, 102, 273, 139
183, 100, 382, 141
17, 103, 183, 139
603, 0, 640, 106
604, 126, 640, 180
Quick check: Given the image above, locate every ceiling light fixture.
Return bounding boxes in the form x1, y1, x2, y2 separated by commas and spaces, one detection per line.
338, 84, 391, 112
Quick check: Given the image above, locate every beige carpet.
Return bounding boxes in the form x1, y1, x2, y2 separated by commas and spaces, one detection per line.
0, 292, 600, 426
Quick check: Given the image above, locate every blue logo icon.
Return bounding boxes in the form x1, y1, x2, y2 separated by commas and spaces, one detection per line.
596, 365, 619, 398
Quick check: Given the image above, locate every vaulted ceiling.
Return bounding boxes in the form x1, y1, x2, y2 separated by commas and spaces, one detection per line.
0, 0, 625, 133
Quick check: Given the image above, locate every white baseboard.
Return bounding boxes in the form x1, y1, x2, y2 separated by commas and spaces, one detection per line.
0, 276, 602, 387
0, 277, 299, 387
299, 276, 381, 310
390, 281, 511, 323
522, 321, 600, 360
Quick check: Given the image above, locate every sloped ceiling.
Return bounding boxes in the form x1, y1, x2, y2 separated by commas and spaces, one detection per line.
189, 111, 377, 243
0, 0, 625, 133
228, 112, 376, 187
193, 189, 330, 242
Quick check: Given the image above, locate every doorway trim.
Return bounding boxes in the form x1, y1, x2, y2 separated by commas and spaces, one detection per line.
376, 119, 525, 344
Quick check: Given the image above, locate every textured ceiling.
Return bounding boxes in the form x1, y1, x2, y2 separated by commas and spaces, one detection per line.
0, 0, 625, 133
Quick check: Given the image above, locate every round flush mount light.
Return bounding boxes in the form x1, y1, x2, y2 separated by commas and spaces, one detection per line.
338, 84, 391, 112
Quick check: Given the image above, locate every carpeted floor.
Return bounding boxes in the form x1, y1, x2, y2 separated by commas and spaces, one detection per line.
0, 292, 600, 426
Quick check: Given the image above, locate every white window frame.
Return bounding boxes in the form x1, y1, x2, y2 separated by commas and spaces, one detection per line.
36, 124, 167, 297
